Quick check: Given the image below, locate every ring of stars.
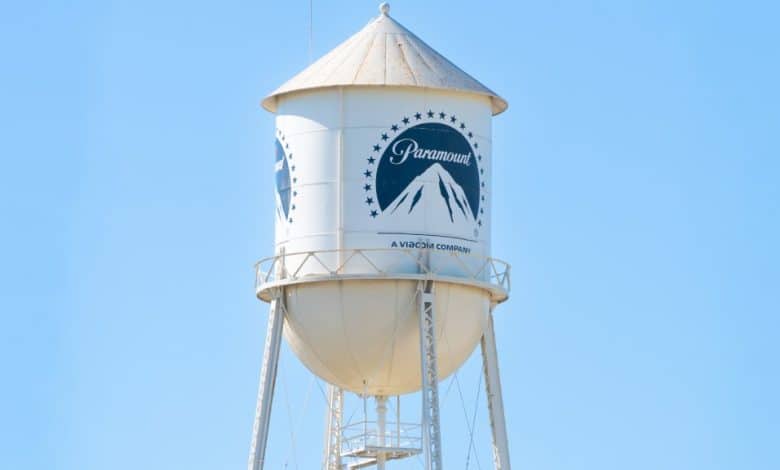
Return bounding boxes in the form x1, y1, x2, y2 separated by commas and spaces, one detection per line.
363, 111, 486, 229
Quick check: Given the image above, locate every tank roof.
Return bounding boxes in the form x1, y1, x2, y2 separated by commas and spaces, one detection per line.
261, 3, 508, 115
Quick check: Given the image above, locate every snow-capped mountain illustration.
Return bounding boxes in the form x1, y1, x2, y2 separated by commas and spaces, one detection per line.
384, 163, 476, 225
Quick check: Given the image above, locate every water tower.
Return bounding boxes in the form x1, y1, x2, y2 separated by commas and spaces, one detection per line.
249, 4, 511, 469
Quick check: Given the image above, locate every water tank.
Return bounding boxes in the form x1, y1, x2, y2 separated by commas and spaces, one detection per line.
257, 5, 509, 396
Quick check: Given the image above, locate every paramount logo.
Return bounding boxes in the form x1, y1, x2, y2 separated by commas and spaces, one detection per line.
366, 118, 485, 231
389, 138, 472, 166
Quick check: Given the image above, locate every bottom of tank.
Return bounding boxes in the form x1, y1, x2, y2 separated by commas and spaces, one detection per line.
280, 279, 489, 396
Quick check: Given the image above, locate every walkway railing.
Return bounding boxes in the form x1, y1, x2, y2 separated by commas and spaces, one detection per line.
340, 421, 422, 452
254, 248, 510, 299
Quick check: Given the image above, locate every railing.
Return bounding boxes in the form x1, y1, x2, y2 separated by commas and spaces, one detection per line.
254, 248, 510, 298
340, 421, 422, 452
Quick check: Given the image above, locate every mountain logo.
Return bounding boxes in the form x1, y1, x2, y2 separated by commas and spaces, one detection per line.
363, 113, 485, 232
386, 163, 475, 224
275, 129, 297, 223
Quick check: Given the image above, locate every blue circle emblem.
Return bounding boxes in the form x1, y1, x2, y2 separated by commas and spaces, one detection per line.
274, 130, 296, 223
363, 112, 485, 230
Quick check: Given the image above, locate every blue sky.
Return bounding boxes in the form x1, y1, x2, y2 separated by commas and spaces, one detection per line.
1, 0, 778, 468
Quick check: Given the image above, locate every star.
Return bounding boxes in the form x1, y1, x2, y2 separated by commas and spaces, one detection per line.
291, 165, 296, 171
288, 153, 293, 159
367, 156, 376, 164
460, 122, 466, 129
481, 195, 485, 201
291, 204, 296, 210
365, 197, 374, 205
439, 112, 446, 119
293, 191, 297, 196
478, 220, 482, 227
415, 112, 422, 120
391, 124, 399, 132
468, 132, 473, 138
480, 168, 484, 175
478, 154, 482, 161
474, 142, 479, 149
480, 208, 484, 214
281, 135, 285, 141
370, 210, 378, 218
363, 184, 372, 191
364, 170, 372, 177
288, 217, 293, 223
293, 177, 298, 183
427, 110, 434, 118
381, 133, 389, 141
481, 182, 485, 187
450, 115, 457, 123
373, 144, 381, 152
402, 117, 410, 124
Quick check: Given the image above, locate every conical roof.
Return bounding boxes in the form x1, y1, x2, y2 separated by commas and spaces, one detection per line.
262, 3, 508, 115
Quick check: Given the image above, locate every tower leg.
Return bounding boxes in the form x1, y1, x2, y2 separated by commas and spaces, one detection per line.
481, 308, 511, 470
418, 280, 443, 470
376, 396, 388, 470
248, 289, 286, 470
322, 384, 343, 470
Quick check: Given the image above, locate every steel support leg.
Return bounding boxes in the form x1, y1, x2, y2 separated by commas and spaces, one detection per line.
418, 280, 443, 470
247, 290, 286, 470
322, 384, 343, 470
376, 395, 388, 470
481, 308, 511, 470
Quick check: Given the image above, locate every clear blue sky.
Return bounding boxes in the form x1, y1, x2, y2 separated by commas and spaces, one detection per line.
1, 1, 778, 468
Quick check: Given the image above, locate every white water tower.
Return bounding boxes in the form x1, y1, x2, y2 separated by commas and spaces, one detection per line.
249, 4, 511, 469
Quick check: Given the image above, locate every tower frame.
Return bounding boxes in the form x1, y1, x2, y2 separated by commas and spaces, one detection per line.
249, 248, 511, 470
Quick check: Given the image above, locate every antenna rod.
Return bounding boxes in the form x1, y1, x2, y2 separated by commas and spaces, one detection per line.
308, 0, 313, 63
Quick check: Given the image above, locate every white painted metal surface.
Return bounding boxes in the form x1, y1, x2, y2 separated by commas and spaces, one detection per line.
375, 396, 388, 469
418, 280, 443, 470
256, 247, 507, 395
255, 248, 510, 302
252, 4, 514, 469
482, 310, 512, 470
247, 291, 286, 470
323, 385, 344, 470
284, 277, 488, 395
262, 4, 507, 115
273, 87, 494, 266
271, 87, 499, 398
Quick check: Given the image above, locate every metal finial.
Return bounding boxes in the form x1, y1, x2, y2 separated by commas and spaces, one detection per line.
379, 2, 390, 15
